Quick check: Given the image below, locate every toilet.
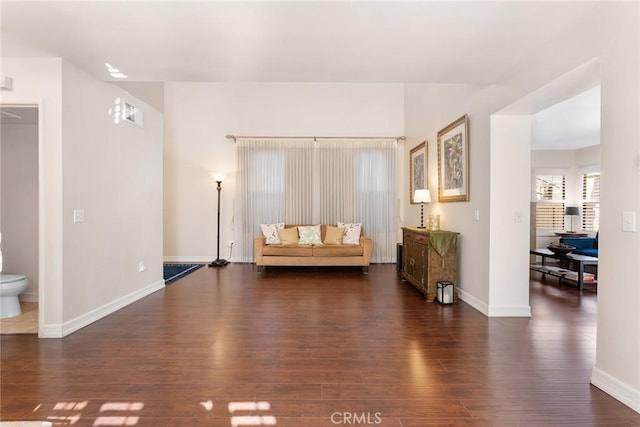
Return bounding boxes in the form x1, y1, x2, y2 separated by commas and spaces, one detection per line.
0, 274, 28, 318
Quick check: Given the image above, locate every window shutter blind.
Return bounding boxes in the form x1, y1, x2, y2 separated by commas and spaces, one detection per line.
535, 175, 566, 229
582, 173, 600, 231
536, 202, 566, 229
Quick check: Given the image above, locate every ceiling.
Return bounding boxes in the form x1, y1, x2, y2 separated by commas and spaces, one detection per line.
531, 86, 600, 151
0, 1, 601, 148
1, 1, 600, 84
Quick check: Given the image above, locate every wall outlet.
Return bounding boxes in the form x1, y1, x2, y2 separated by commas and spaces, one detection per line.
228, 240, 234, 247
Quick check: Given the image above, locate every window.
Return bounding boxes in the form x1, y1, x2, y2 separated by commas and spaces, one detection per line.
582, 172, 600, 231
237, 139, 397, 263
535, 175, 565, 229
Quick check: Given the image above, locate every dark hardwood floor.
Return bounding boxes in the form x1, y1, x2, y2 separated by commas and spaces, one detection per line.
1, 264, 639, 426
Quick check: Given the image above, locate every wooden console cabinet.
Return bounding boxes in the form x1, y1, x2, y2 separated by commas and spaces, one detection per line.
401, 227, 458, 300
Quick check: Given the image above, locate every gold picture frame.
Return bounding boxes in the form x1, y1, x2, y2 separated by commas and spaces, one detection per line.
409, 141, 427, 204
437, 115, 469, 202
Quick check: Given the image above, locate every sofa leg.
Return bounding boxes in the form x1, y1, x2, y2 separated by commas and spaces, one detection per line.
362, 266, 369, 274
257, 265, 265, 273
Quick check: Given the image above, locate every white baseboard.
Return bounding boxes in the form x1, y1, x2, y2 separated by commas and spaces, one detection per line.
457, 288, 489, 315
487, 305, 531, 317
457, 288, 531, 317
38, 280, 165, 338
164, 256, 213, 263
39, 323, 63, 338
591, 367, 640, 414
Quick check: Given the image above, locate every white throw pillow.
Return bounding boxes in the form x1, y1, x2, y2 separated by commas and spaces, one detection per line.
260, 223, 285, 245
337, 222, 362, 245
298, 225, 322, 245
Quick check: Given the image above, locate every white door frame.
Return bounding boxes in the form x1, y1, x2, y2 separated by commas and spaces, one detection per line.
1, 100, 44, 337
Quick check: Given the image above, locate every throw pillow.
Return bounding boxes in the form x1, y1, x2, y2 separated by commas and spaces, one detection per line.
260, 223, 285, 245
298, 225, 322, 245
323, 225, 345, 245
338, 222, 362, 245
277, 226, 299, 245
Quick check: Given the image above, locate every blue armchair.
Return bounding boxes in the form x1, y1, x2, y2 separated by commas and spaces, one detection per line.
560, 232, 598, 257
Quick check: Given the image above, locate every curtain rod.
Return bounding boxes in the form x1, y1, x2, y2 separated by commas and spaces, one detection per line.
226, 134, 406, 143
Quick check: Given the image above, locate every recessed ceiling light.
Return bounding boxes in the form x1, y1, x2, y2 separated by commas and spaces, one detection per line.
105, 63, 128, 79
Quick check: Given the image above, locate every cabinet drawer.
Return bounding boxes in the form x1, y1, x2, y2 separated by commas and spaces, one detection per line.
404, 230, 429, 246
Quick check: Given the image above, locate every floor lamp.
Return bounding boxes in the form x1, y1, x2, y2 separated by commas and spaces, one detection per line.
209, 172, 229, 267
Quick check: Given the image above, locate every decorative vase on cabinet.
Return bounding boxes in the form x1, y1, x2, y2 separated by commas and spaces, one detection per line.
401, 227, 458, 301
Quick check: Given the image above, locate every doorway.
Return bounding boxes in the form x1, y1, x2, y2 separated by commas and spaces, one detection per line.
0, 104, 39, 333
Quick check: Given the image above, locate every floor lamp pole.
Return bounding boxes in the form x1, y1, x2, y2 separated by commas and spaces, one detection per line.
209, 180, 228, 267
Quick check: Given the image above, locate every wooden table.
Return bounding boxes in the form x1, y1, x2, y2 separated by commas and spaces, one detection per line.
530, 248, 598, 291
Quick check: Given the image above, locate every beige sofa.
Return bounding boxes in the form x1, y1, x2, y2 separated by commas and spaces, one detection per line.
254, 224, 372, 273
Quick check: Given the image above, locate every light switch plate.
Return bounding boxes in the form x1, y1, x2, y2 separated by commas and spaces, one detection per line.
73, 209, 85, 223
622, 211, 636, 232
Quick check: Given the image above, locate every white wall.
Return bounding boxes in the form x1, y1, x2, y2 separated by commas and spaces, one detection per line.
489, 115, 532, 316
1, 122, 39, 301
1, 58, 164, 336
0, 57, 64, 332
590, 2, 640, 412
61, 61, 164, 325
163, 82, 405, 261
404, 1, 639, 411
404, 83, 492, 304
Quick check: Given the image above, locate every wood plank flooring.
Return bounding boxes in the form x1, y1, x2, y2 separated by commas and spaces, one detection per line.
1, 264, 639, 426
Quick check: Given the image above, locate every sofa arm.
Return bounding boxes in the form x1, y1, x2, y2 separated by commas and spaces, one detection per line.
254, 236, 266, 265
560, 237, 595, 249
360, 235, 372, 265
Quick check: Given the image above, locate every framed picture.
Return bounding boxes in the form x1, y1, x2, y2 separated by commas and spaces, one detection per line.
437, 115, 469, 202
409, 141, 427, 204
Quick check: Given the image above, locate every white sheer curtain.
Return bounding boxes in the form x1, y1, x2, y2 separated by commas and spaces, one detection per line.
236, 139, 313, 262
236, 138, 397, 263
316, 139, 397, 262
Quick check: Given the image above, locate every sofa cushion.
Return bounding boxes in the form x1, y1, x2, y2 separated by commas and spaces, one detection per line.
277, 227, 299, 245
260, 222, 284, 244
263, 244, 313, 257
298, 225, 322, 245
313, 244, 363, 257
323, 226, 345, 245
338, 222, 362, 244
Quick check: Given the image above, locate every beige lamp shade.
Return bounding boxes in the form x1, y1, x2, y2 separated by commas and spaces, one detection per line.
414, 189, 431, 203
